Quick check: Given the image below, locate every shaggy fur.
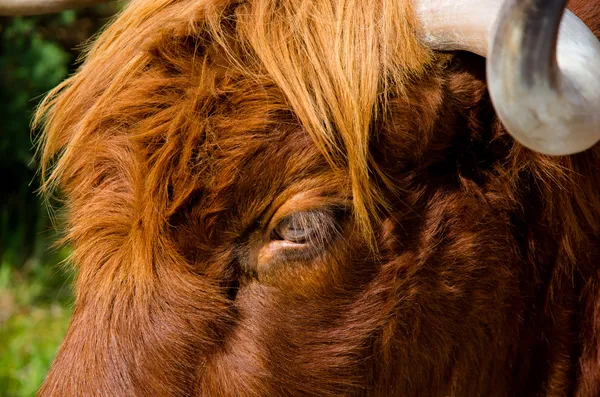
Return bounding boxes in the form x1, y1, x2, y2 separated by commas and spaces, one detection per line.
35, 0, 600, 395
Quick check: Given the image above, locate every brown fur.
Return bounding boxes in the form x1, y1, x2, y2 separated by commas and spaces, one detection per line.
35, 0, 600, 396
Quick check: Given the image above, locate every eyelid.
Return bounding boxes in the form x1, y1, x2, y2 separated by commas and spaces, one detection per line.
272, 210, 325, 244
256, 207, 346, 269
264, 194, 350, 238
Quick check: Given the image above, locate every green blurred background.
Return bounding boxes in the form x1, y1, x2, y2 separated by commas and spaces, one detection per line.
0, 5, 120, 396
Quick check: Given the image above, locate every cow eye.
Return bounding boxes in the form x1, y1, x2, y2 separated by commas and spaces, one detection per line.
254, 207, 346, 271
271, 210, 332, 245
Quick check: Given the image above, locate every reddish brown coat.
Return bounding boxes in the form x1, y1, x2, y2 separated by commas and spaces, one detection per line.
36, 0, 600, 396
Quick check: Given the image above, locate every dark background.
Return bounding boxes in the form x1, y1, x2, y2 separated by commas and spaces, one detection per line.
0, 5, 120, 395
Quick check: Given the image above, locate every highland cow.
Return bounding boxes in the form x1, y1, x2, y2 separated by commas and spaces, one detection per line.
4, 0, 600, 395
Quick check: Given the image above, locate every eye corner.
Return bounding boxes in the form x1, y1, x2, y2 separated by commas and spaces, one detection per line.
269, 225, 286, 242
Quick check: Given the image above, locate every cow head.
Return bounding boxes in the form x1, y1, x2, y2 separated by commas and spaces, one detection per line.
26, 0, 600, 395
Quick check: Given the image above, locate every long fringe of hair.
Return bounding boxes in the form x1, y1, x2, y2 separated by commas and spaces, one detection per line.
34, 0, 432, 245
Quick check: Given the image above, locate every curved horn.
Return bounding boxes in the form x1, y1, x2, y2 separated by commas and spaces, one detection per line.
416, 0, 600, 155
0, 0, 112, 15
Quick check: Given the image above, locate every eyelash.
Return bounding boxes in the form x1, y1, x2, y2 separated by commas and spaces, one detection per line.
270, 208, 345, 247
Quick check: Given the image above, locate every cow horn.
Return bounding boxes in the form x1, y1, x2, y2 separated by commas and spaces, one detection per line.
416, 0, 600, 155
0, 0, 112, 15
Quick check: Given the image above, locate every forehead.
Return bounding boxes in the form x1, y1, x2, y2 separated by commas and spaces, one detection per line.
178, 77, 346, 239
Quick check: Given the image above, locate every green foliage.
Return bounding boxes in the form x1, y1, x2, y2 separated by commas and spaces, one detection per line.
1, 12, 83, 268
1, 19, 66, 272
0, 255, 73, 397
0, 6, 119, 396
